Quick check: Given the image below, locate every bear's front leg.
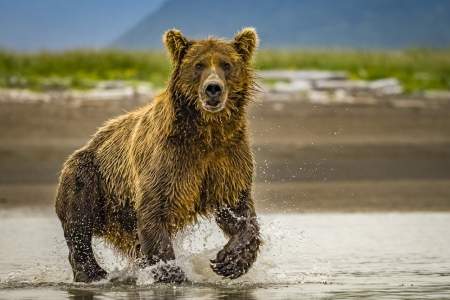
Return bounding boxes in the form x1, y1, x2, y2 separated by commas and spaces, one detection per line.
211, 190, 261, 279
137, 203, 186, 284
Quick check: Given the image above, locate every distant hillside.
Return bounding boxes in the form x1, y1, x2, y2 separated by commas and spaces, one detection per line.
0, 0, 165, 50
113, 0, 450, 49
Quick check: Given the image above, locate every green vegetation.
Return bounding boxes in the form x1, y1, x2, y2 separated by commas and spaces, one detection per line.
1, 49, 449, 92
256, 49, 450, 92
0, 50, 170, 90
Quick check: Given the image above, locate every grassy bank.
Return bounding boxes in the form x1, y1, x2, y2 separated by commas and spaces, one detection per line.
1, 49, 449, 92
257, 49, 450, 92
0, 50, 169, 90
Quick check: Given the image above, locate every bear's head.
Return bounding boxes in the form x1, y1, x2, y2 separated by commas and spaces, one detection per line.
163, 28, 258, 116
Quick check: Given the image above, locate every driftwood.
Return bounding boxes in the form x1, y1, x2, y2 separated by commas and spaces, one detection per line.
258, 70, 348, 81
0, 82, 153, 104
260, 70, 403, 98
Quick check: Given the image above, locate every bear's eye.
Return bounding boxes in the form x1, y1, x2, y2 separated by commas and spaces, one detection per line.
194, 63, 205, 71
222, 62, 232, 72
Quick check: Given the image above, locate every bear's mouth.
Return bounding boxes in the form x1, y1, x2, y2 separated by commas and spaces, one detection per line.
202, 100, 226, 113
200, 91, 228, 113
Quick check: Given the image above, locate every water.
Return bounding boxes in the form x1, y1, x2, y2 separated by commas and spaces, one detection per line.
0, 210, 449, 299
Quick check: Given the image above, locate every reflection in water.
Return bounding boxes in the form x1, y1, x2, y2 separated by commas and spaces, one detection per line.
0, 211, 450, 299
68, 289, 95, 300
67, 286, 257, 300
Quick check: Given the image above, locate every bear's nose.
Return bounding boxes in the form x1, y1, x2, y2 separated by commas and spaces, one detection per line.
205, 83, 222, 98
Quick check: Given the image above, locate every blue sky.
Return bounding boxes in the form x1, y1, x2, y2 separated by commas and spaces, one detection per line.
0, 0, 166, 50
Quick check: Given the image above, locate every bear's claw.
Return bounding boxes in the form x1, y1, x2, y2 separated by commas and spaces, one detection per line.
210, 232, 259, 279
73, 267, 107, 283
151, 263, 187, 284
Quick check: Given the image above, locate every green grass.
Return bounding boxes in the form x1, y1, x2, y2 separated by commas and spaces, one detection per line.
1, 49, 450, 92
0, 50, 170, 90
256, 49, 450, 92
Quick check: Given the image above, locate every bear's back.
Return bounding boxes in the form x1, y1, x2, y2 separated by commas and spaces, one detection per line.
90, 107, 146, 205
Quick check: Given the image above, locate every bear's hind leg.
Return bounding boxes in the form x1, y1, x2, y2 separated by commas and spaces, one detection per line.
62, 217, 107, 283
56, 152, 107, 283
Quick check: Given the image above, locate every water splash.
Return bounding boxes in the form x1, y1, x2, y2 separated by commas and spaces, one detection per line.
80, 215, 328, 287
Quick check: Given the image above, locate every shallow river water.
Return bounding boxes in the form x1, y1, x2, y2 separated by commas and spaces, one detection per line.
0, 210, 449, 299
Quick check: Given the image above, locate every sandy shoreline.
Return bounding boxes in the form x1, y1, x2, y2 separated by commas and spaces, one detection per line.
1, 98, 450, 212
2, 180, 450, 213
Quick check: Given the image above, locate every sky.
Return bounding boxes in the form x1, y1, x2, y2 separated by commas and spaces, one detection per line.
1, 0, 449, 50
0, 0, 166, 50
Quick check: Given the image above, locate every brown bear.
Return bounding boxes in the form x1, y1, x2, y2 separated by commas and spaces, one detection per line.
55, 28, 261, 284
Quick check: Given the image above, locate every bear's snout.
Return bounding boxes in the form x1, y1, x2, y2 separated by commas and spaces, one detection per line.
201, 79, 227, 112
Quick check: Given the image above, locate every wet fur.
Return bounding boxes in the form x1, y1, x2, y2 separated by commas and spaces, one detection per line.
55, 28, 261, 282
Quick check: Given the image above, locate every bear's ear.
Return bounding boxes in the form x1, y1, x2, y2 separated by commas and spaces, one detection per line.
233, 27, 259, 63
163, 28, 190, 63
